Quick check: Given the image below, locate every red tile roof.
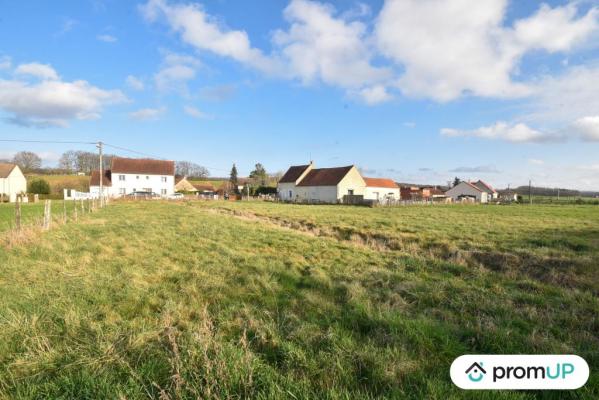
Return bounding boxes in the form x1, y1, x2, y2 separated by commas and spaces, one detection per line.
363, 177, 398, 189
297, 166, 354, 186
279, 164, 311, 183
111, 157, 175, 176
0, 163, 17, 179
90, 170, 112, 187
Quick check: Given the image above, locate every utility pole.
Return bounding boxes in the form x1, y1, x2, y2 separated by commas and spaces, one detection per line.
97, 141, 103, 207
529, 180, 532, 205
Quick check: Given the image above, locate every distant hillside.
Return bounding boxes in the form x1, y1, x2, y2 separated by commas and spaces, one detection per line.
27, 174, 90, 195
503, 186, 599, 198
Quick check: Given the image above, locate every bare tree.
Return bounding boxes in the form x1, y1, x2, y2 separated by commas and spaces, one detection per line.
176, 161, 209, 178
59, 150, 78, 173
13, 151, 42, 172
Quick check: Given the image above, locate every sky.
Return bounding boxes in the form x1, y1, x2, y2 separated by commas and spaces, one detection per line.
0, 0, 598, 190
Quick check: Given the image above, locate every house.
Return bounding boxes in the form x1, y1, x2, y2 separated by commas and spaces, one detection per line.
0, 163, 27, 202
363, 177, 400, 202
90, 157, 175, 197
400, 186, 422, 201
445, 181, 489, 203
279, 163, 380, 203
175, 176, 198, 193
278, 163, 314, 201
473, 180, 498, 200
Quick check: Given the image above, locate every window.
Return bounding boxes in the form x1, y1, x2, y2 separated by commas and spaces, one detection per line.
348, 189, 354, 195
119, 175, 125, 181
161, 176, 167, 183
288, 190, 293, 198
146, 176, 149, 180
161, 189, 167, 195
119, 188, 126, 195
136, 175, 140, 180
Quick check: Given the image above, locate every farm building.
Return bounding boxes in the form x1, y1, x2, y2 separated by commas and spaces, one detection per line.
0, 163, 26, 203
278, 163, 366, 203
445, 181, 489, 203
472, 180, 498, 200
278, 163, 399, 204
90, 157, 175, 197
175, 176, 198, 193
363, 178, 400, 202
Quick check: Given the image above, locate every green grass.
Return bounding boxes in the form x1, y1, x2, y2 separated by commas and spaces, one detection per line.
0, 201, 597, 399
0, 201, 83, 233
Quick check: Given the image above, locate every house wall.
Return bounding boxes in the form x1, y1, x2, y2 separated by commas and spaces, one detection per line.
278, 182, 297, 201
0, 166, 27, 202
364, 186, 400, 201
92, 173, 175, 197
294, 185, 338, 203
445, 182, 488, 203
336, 167, 366, 200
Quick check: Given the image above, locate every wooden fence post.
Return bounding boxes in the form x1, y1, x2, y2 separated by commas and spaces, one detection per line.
42, 200, 52, 230
15, 197, 21, 231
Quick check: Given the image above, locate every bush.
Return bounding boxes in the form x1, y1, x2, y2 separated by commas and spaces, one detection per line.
28, 178, 51, 195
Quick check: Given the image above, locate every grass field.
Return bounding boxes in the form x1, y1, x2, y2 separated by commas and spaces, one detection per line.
0, 201, 83, 233
0, 201, 597, 399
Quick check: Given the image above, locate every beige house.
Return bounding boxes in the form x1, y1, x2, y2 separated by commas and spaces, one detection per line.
445, 181, 489, 203
279, 163, 378, 203
175, 176, 198, 193
0, 163, 27, 203
473, 180, 498, 200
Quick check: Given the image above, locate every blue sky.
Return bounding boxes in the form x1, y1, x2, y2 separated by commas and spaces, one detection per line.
1, 0, 598, 189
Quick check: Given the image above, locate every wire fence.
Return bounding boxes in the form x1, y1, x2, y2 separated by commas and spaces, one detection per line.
0, 197, 108, 246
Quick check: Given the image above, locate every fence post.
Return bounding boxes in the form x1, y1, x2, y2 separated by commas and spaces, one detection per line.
15, 197, 21, 231
44, 200, 52, 230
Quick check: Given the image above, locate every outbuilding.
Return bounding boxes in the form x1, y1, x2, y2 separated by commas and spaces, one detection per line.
0, 163, 27, 203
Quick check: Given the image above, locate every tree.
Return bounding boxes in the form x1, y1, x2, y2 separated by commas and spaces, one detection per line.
176, 161, 209, 178
27, 178, 50, 195
59, 150, 78, 173
453, 177, 461, 187
249, 163, 268, 186
13, 151, 42, 172
229, 163, 238, 193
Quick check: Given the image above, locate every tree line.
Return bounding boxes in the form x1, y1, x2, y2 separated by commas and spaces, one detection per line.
3, 150, 213, 179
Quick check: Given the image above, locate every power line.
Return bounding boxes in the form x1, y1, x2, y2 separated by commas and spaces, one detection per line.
1, 138, 232, 173
0, 139, 96, 145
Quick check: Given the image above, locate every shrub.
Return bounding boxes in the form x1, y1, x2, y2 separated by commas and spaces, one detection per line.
27, 178, 51, 195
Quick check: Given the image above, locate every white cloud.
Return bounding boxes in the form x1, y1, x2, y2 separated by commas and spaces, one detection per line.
97, 34, 118, 43
375, 0, 599, 101
528, 159, 544, 165
441, 122, 560, 143
273, 0, 391, 89
358, 85, 393, 105
183, 105, 212, 119
15, 63, 59, 80
140, 0, 276, 73
527, 65, 599, 124
572, 116, 599, 141
154, 51, 200, 93
0, 62, 125, 128
129, 107, 166, 120
126, 75, 144, 91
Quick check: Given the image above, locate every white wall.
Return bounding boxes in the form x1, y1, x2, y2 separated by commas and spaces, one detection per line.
336, 167, 366, 200
278, 182, 297, 201
92, 173, 175, 197
364, 186, 400, 201
295, 185, 339, 203
0, 166, 27, 202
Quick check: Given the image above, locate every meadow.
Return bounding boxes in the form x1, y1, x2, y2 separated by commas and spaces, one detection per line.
0, 200, 597, 399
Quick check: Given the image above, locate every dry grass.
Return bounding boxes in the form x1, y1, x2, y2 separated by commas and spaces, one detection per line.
0, 201, 597, 399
